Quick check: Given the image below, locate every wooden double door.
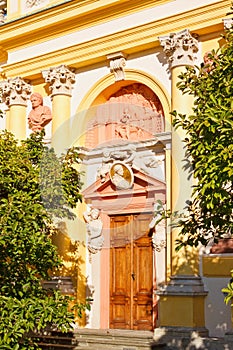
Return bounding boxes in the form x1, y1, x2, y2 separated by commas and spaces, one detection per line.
109, 214, 154, 330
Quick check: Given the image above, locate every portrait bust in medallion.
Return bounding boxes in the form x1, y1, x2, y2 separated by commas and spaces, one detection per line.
110, 162, 134, 190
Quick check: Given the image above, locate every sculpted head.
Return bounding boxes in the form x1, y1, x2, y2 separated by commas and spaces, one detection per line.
30, 92, 43, 108
90, 208, 100, 220
114, 164, 124, 176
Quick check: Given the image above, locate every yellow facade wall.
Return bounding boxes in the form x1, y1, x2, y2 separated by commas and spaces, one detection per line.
202, 256, 233, 277
159, 295, 206, 328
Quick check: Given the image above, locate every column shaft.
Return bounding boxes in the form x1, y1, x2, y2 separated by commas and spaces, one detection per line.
42, 64, 75, 154
8, 105, 26, 140
171, 66, 198, 275
157, 30, 208, 337
52, 94, 71, 154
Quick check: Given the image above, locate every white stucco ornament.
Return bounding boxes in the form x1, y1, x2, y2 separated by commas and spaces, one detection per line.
83, 206, 104, 256
223, 18, 233, 30
107, 52, 127, 82
97, 144, 164, 183
149, 202, 166, 252
159, 29, 199, 67
109, 162, 134, 190
26, 0, 48, 8
42, 64, 76, 96
26, 0, 47, 8
0, 77, 31, 107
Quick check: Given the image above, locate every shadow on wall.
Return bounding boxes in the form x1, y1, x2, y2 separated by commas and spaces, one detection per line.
202, 276, 232, 338
152, 329, 233, 350
51, 221, 88, 325
171, 244, 199, 276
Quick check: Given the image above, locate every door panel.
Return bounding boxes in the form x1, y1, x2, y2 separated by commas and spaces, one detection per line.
110, 216, 131, 329
133, 236, 153, 330
110, 214, 153, 330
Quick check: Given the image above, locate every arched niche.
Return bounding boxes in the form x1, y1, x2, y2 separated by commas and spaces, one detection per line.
72, 69, 171, 149
85, 82, 164, 148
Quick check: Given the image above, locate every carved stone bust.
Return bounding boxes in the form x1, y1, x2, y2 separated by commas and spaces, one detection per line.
28, 92, 52, 132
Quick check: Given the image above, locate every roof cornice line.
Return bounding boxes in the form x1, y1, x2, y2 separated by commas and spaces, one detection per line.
1, 0, 228, 79
0, 0, 170, 50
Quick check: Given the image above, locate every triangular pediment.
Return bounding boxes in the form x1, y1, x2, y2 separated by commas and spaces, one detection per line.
82, 168, 166, 214
83, 168, 165, 198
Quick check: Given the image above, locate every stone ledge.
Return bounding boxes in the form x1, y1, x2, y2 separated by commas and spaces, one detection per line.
202, 254, 233, 277
154, 327, 233, 350
156, 275, 208, 296
74, 329, 166, 350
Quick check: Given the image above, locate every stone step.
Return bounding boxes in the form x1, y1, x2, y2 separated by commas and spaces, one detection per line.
38, 342, 76, 349
31, 331, 77, 350
75, 345, 167, 350
74, 329, 166, 350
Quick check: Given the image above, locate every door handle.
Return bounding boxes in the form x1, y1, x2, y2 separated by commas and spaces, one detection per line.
131, 273, 136, 280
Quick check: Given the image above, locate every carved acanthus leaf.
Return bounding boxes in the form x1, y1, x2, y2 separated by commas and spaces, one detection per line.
223, 18, 233, 30
42, 64, 76, 96
159, 29, 199, 67
153, 240, 166, 252
0, 77, 31, 106
0, 2, 6, 24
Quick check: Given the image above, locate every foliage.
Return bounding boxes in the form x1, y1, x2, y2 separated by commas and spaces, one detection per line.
0, 293, 74, 350
171, 26, 233, 250
73, 298, 92, 319
0, 93, 3, 119
0, 130, 84, 349
222, 269, 233, 307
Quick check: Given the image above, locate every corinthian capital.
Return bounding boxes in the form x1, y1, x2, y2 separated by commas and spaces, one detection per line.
0, 1, 6, 24
42, 64, 76, 97
0, 77, 31, 106
223, 18, 233, 30
159, 29, 199, 68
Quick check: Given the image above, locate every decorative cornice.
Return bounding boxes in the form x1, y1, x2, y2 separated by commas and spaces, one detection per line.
0, 46, 7, 64
1, 1, 229, 80
0, 0, 171, 51
157, 275, 208, 296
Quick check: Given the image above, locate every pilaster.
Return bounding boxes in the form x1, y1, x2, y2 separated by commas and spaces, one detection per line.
156, 29, 208, 337
0, 76, 31, 140
42, 64, 76, 154
159, 29, 199, 275
41, 63, 81, 311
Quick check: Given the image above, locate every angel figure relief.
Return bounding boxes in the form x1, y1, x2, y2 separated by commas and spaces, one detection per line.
83, 207, 104, 255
